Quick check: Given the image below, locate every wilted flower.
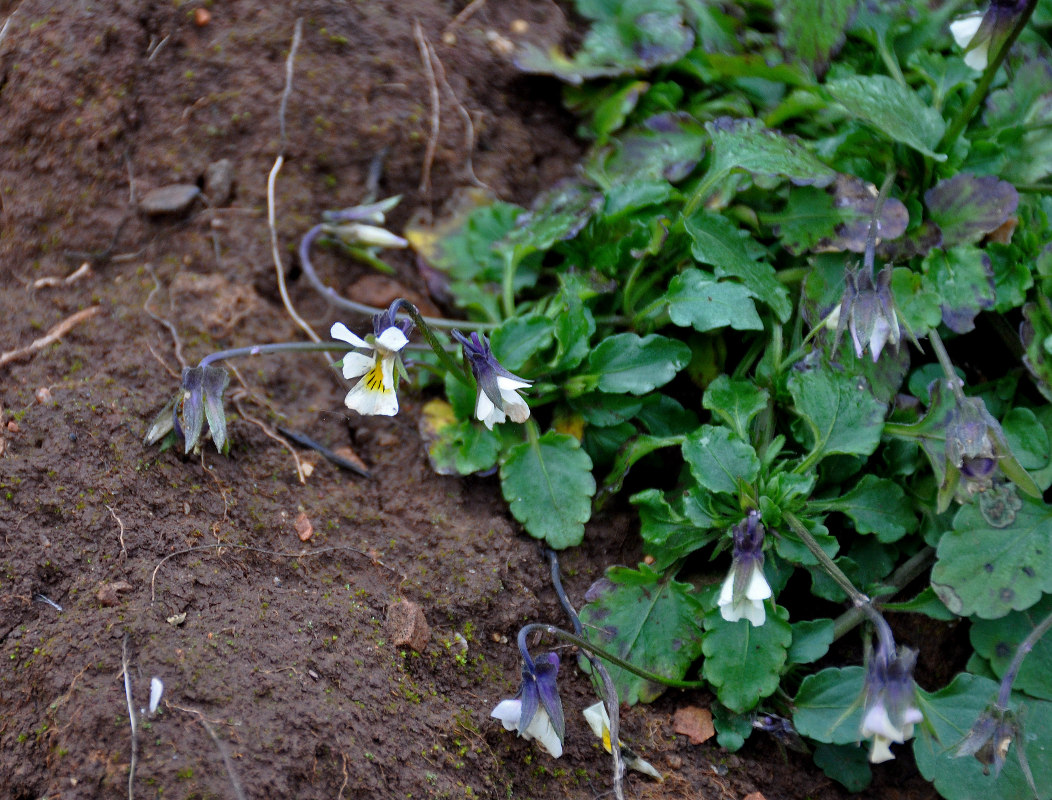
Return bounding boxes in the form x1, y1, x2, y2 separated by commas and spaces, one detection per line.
330, 304, 413, 417
951, 0, 1029, 71
955, 705, 1019, 777
833, 264, 900, 363
582, 701, 663, 781
717, 510, 771, 627
490, 652, 565, 758
322, 196, 408, 249
860, 642, 923, 763
451, 330, 531, 430
176, 365, 231, 453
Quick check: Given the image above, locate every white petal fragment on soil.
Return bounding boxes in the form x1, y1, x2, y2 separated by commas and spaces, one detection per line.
149, 677, 164, 714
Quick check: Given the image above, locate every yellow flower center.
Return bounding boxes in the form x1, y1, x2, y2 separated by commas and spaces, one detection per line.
364, 359, 387, 392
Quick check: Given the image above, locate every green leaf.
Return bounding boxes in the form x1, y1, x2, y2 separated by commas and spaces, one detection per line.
914, 673, 1052, 800
814, 474, 917, 542
631, 488, 717, 569
551, 277, 597, 372
824, 75, 946, 160
682, 425, 761, 496
585, 333, 691, 395
490, 315, 555, 372
892, 266, 943, 338
882, 587, 957, 621
971, 593, 1052, 701
501, 432, 596, 549
788, 367, 888, 463
925, 174, 1019, 248
1002, 407, 1051, 471
702, 375, 770, 442
597, 434, 684, 510
931, 496, 1052, 619
684, 212, 793, 321
579, 564, 704, 704
584, 112, 706, 186
702, 604, 792, 713
514, 0, 694, 85
707, 117, 838, 187
711, 703, 755, 751
775, 0, 854, 77
793, 666, 865, 745
787, 618, 835, 665
666, 268, 763, 332
813, 743, 872, 792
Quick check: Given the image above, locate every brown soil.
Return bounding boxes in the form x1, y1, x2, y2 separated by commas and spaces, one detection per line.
0, 3, 934, 799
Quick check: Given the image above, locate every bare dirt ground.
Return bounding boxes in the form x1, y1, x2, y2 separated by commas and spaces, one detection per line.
0, 2, 936, 798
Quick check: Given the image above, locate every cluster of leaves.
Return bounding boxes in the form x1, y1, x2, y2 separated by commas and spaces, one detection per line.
409, 0, 1052, 796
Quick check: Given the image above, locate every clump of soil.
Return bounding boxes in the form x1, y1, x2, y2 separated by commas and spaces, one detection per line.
0, 3, 932, 799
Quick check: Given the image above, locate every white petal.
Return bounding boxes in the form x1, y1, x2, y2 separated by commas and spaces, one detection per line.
520, 707, 563, 758
339, 223, 408, 249
869, 735, 896, 763
475, 390, 505, 430
862, 703, 902, 742
341, 352, 374, 380
964, 43, 989, 71
343, 376, 399, 416
739, 597, 766, 627
501, 390, 531, 424
330, 321, 369, 349
583, 702, 612, 752
149, 677, 164, 714
744, 564, 773, 601
950, 13, 983, 48
717, 571, 736, 608
496, 375, 532, 391
902, 706, 923, 727
491, 698, 523, 731
869, 316, 891, 362
375, 327, 409, 353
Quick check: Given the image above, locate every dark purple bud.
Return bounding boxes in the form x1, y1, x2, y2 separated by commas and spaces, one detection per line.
518, 652, 565, 742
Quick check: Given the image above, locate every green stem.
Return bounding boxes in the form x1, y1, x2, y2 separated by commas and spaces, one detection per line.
831, 547, 936, 641
938, 0, 1041, 155
927, 329, 966, 401
621, 257, 648, 318
501, 253, 517, 319
519, 623, 707, 690
396, 302, 473, 387
682, 169, 727, 219
1015, 183, 1052, 193
997, 605, 1052, 709
783, 512, 895, 651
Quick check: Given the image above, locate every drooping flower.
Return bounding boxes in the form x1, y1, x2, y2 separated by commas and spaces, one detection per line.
833, 264, 901, 363
717, 510, 772, 627
860, 642, 923, 764
177, 365, 231, 453
330, 304, 413, 417
582, 701, 663, 781
451, 330, 531, 430
490, 652, 565, 758
950, 0, 1029, 72
955, 704, 1019, 777
322, 196, 408, 249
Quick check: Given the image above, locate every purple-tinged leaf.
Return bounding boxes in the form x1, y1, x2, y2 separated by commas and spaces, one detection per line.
925, 174, 1019, 248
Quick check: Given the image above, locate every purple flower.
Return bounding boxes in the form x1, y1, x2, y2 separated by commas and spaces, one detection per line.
451, 330, 532, 430
860, 642, 923, 763
955, 705, 1019, 777
490, 652, 565, 757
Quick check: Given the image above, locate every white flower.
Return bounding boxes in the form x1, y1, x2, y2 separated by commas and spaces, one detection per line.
717, 560, 771, 627
491, 698, 563, 758
476, 375, 532, 430
950, 13, 989, 70
861, 700, 923, 764
327, 222, 408, 249
583, 701, 614, 753
331, 320, 409, 417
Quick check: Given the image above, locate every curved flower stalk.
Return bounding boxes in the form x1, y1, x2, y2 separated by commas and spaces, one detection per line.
491, 651, 565, 758
951, 0, 1030, 72
717, 510, 772, 627
860, 640, 923, 763
451, 330, 532, 429
331, 301, 414, 417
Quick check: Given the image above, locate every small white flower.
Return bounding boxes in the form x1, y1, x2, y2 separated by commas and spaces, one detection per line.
717, 561, 772, 627
950, 13, 989, 70
861, 701, 923, 763
328, 222, 408, 249
476, 375, 532, 430
331, 320, 409, 417
491, 698, 563, 758
583, 701, 614, 753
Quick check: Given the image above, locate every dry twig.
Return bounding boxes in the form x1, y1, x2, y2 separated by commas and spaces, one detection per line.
31, 262, 93, 289
107, 504, 128, 562
121, 634, 138, 800
442, 0, 489, 40
230, 392, 309, 484
426, 37, 488, 191
0, 306, 103, 370
414, 20, 441, 198
143, 264, 187, 369
167, 702, 247, 800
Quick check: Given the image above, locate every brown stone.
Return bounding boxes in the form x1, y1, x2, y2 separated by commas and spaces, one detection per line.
387, 599, 430, 652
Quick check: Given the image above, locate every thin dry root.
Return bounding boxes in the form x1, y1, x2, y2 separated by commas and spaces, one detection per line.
0, 306, 103, 370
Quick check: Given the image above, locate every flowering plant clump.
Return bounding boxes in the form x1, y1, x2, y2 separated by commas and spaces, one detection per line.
144, 1, 1052, 797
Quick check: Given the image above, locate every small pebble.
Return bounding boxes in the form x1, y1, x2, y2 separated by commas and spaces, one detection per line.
666, 755, 682, 770
510, 19, 529, 34
204, 159, 234, 206
193, 8, 211, 26
35, 387, 52, 404
140, 184, 201, 216
295, 511, 313, 542
387, 599, 431, 652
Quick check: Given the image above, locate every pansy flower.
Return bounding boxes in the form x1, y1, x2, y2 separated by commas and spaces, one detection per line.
490, 652, 564, 758
833, 265, 901, 363
331, 305, 413, 417
951, 0, 1029, 71
860, 642, 923, 763
451, 330, 531, 430
717, 510, 772, 627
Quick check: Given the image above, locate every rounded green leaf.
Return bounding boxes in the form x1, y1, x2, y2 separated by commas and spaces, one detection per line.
793, 666, 865, 745
682, 424, 761, 496
500, 431, 595, 549
586, 333, 691, 395
702, 604, 792, 713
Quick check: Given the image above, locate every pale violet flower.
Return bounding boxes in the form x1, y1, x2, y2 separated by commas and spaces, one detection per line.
491, 652, 564, 758
950, 1, 1029, 72
717, 511, 771, 627
833, 265, 900, 363
451, 330, 531, 430
860, 643, 923, 763
330, 304, 413, 417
